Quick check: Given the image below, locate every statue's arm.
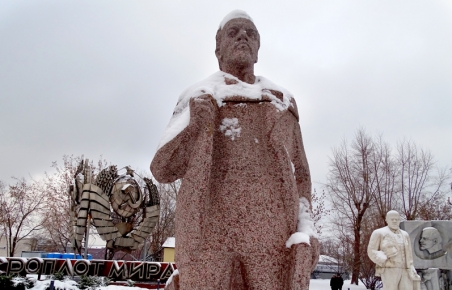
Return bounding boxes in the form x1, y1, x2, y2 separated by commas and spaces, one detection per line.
151, 94, 218, 183
404, 232, 421, 280
291, 119, 311, 202
367, 230, 387, 266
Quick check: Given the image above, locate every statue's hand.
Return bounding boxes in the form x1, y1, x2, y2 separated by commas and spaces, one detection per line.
382, 245, 398, 258
409, 265, 421, 281
290, 235, 320, 273
373, 250, 388, 266
189, 95, 218, 129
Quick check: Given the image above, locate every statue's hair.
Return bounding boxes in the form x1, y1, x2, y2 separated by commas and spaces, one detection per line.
422, 227, 442, 243
386, 210, 400, 219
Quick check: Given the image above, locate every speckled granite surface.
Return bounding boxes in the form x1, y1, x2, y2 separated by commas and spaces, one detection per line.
151, 11, 319, 290
152, 89, 319, 289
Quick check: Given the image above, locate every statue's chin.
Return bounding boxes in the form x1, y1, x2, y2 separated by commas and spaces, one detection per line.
223, 53, 254, 67
426, 245, 442, 254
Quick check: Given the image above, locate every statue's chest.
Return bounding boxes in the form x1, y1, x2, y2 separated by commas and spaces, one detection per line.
212, 101, 278, 171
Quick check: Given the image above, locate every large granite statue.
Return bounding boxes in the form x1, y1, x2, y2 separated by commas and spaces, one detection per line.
368, 210, 421, 290
151, 10, 319, 290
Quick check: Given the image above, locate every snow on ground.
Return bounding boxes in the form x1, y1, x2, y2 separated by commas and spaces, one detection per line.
30, 279, 148, 290
22, 277, 368, 290
310, 279, 368, 290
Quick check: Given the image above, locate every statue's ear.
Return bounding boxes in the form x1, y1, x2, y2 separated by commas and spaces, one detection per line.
215, 48, 222, 61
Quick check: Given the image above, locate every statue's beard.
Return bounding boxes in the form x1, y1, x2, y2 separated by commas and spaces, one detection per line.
220, 53, 257, 71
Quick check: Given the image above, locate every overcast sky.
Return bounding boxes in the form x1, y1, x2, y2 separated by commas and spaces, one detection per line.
1, 0, 451, 190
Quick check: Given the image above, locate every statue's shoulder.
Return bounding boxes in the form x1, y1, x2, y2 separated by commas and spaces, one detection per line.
174, 72, 299, 119
400, 229, 410, 237
256, 75, 299, 120
373, 226, 390, 235
255, 75, 294, 100
177, 72, 222, 102
171, 72, 224, 115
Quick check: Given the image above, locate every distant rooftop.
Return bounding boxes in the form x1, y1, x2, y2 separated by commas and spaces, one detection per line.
162, 237, 175, 248
318, 255, 338, 264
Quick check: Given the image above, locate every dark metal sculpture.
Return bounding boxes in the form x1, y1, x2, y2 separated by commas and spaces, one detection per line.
70, 159, 159, 258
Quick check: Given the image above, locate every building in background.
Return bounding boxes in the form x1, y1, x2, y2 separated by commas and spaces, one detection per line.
0, 237, 37, 257
162, 237, 175, 262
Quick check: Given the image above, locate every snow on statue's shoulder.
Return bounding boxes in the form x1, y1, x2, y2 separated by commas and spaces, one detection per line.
174, 71, 293, 114
157, 71, 295, 149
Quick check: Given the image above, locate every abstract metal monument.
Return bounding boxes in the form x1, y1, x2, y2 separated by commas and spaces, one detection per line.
70, 159, 160, 259
151, 10, 319, 290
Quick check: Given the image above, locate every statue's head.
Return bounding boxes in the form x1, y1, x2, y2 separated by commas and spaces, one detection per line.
215, 10, 260, 74
385, 210, 401, 231
420, 227, 442, 253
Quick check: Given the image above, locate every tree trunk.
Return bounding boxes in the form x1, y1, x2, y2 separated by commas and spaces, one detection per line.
351, 228, 361, 285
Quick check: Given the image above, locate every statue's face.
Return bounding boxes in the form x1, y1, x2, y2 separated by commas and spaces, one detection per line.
419, 231, 437, 250
385, 213, 401, 230
216, 18, 259, 71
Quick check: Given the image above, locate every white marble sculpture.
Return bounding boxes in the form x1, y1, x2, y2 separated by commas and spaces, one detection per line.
420, 227, 443, 254
400, 220, 452, 268
368, 210, 421, 290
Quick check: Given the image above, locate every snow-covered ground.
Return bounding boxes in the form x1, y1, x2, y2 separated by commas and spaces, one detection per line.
19, 277, 369, 290
20, 279, 149, 290
14, 277, 153, 290
310, 279, 368, 290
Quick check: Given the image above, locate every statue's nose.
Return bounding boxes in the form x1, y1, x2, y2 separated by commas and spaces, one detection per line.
237, 30, 248, 41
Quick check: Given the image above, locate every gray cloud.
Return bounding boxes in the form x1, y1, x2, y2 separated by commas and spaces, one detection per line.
1, 0, 451, 188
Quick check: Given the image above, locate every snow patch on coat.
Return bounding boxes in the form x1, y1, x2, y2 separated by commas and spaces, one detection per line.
219, 118, 241, 140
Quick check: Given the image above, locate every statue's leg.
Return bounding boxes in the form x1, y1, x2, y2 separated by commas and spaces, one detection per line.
288, 237, 320, 290
178, 250, 235, 290
240, 249, 288, 290
381, 268, 402, 290
399, 269, 414, 290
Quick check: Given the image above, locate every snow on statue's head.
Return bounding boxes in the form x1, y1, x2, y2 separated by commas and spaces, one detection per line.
215, 10, 260, 71
218, 10, 254, 30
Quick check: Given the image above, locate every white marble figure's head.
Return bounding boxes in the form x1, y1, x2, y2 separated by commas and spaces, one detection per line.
419, 227, 442, 253
385, 210, 401, 231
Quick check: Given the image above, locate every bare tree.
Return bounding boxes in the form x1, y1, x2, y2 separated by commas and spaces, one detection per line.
311, 188, 330, 237
42, 155, 108, 252
146, 180, 179, 261
0, 178, 47, 256
417, 191, 452, 220
370, 136, 398, 224
397, 140, 449, 220
319, 237, 350, 276
327, 128, 451, 286
327, 129, 376, 284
